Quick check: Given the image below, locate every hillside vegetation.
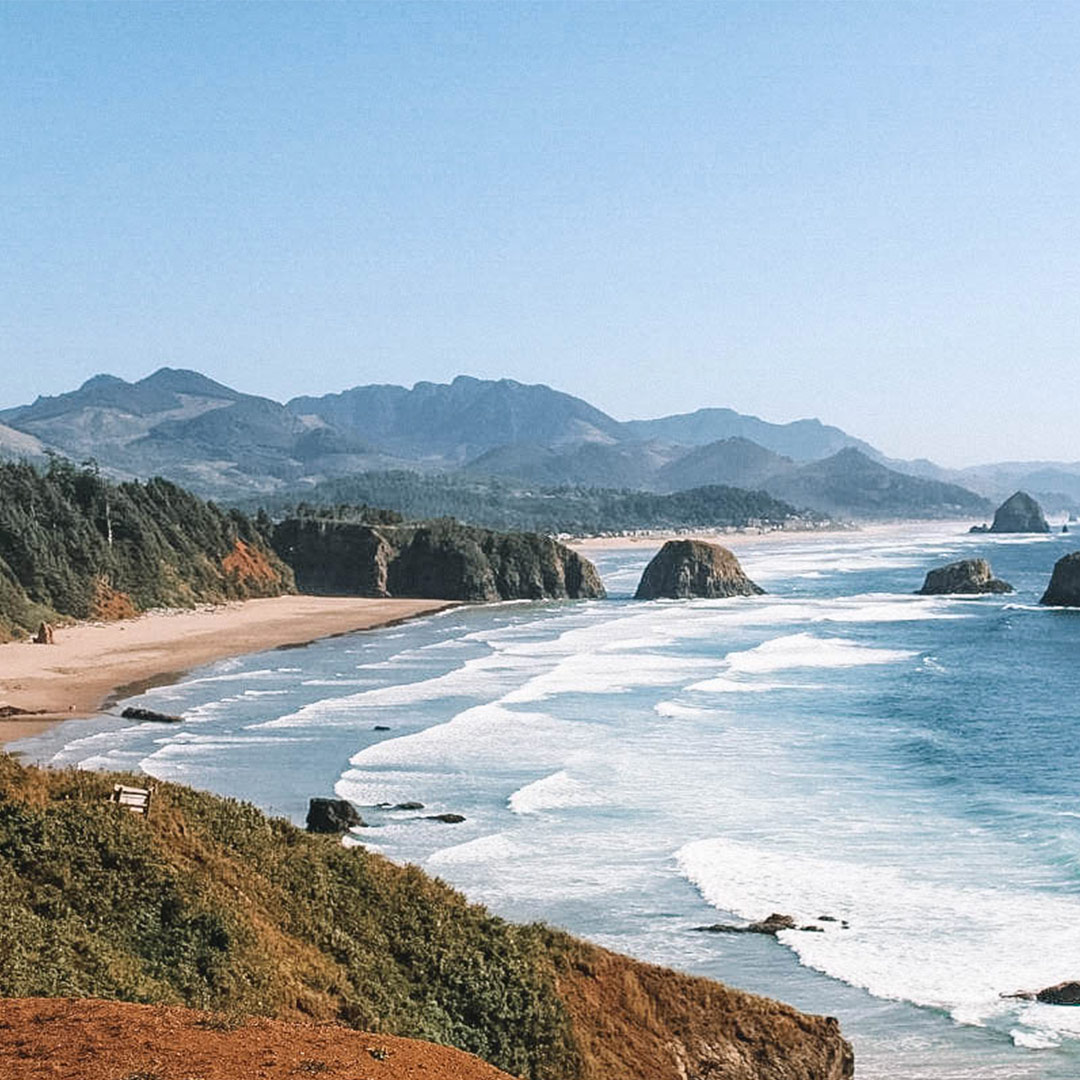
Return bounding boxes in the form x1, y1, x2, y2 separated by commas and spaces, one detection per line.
0, 755, 853, 1080
0, 459, 293, 641
257, 472, 815, 534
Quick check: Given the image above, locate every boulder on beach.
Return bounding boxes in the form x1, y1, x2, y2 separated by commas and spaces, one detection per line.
306, 797, 366, 833
1040, 551, 1080, 607
989, 491, 1050, 533
916, 559, 1013, 596
634, 539, 764, 600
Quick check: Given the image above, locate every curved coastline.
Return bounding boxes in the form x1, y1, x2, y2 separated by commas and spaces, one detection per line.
0, 595, 457, 746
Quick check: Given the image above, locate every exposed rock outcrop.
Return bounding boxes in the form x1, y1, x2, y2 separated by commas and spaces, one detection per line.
121, 706, 183, 723
693, 913, 796, 936
273, 517, 606, 601
1037, 981, 1080, 1005
32, 622, 53, 645
306, 797, 366, 833
1004, 981, 1080, 1005
634, 539, 764, 599
916, 559, 1013, 595
1040, 551, 1080, 606
989, 491, 1050, 533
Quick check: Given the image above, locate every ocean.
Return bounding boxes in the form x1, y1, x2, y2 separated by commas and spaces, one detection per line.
15, 522, 1080, 1079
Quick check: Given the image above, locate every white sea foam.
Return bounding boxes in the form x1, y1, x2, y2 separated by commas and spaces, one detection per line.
426, 832, 521, 866
509, 770, 608, 814
677, 836, 1080, 1043
653, 701, 720, 719
345, 703, 585, 769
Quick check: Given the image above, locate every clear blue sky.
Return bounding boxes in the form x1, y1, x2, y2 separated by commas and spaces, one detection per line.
2, 1, 1078, 467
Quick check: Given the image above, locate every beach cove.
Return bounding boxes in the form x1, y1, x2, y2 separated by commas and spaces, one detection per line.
12, 521, 1080, 1078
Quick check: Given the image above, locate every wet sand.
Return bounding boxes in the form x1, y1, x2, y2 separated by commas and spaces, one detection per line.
0, 596, 455, 746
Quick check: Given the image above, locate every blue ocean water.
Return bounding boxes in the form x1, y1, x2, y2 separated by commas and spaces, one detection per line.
15, 523, 1080, 1079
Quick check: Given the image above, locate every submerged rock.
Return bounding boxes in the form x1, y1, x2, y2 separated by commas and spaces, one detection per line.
634, 539, 764, 600
1040, 551, 1080, 606
306, 797, 366, 833
916, 559, 1013, 595
989, 491, 1050, 533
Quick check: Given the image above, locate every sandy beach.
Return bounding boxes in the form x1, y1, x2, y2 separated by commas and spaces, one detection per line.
0, 596, 455, 746
567, 520, 958, 555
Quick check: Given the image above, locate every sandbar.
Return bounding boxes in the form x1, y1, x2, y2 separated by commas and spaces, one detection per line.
0, 596, 455, 746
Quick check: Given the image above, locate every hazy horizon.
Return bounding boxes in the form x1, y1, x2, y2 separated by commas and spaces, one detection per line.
3, 2, 1079, 469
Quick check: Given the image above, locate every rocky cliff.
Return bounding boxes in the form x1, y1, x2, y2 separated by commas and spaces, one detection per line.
917, 559, 1013, 595
0, 459, 294, 641
635, 539, 764, 599
0, 755, 853, 1080
272, 516, 606, 601
990, 491, 1050, 533
1040, 551, 1080, 606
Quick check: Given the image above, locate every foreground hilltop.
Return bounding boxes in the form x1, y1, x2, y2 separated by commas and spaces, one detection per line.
0, 755, 854, 1079
0, 998, 514, 1080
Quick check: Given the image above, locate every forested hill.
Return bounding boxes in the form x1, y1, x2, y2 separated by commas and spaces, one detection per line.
0, 459, 293, 641
252, 471, 819, 534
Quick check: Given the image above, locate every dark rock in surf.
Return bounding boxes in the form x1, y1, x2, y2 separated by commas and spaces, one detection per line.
693, 912, 796, 936
634, 539, 764, 600
989, 491, 1050, 533
1041, 552, 1080, 606
1038, 982, 1080, 1005
306, 797, 366, 833
425, 813, 466, 824
121, 707, 183, 723
916, 559, 1013, 596
393, 801, 424, 810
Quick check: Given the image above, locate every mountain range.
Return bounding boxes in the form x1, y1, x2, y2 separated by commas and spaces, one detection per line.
2, 366, 1065, 521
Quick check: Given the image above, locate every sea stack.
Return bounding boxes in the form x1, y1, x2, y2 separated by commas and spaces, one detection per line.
917, 559, 1013, 595
989, 491, 1050, 533
634, 539, 764, 599
1040, 552, 1080, 606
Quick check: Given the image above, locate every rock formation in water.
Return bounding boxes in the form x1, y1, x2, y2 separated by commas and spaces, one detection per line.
306, 797, 366, 833
634, 539, 764, 599
1040, 551, 1080, 606
273, 517, 606, 601
916, 559, 1013, 595
989, 491, 1050, 533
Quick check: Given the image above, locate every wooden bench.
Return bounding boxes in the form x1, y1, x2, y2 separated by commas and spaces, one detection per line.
110, 784, 153, 816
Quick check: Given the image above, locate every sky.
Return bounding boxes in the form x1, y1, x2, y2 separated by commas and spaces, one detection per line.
2, 2, 1079, 467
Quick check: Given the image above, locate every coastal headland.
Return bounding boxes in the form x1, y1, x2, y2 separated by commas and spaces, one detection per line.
0, 596, 455, 745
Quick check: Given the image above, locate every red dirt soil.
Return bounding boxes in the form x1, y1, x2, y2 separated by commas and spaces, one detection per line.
0, 999, 514, 1080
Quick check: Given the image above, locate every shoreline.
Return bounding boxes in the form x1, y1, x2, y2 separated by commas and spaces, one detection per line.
0, 595, 457, 747
567, 519, 977, 554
